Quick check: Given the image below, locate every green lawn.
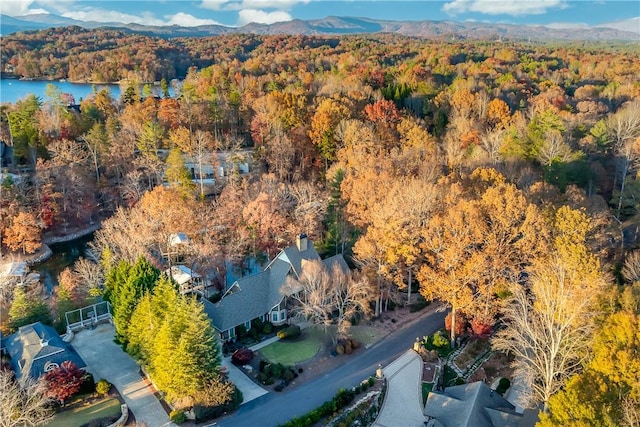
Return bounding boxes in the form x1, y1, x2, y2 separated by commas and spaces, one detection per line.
46, 397, 121, 427
349, 325, 387, 346
260, 328, 323, 365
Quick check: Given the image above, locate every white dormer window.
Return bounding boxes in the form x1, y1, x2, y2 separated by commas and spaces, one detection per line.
44, 361, 59, 372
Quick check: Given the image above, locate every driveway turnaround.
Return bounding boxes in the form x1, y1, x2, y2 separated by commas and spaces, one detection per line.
372, 349, 426, 427
71, 323, 175, 427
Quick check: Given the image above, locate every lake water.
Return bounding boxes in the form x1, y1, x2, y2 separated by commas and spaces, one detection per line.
0, 79, 122, 104
0, 79, 175, 104
37, 233, 95, 293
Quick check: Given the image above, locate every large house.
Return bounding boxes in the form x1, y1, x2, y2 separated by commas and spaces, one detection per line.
2, 322, 86, 380
424, 381, 523, 427
203, 234, 348, 341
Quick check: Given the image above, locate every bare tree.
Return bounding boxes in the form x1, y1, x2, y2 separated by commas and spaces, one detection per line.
621, 396, 640, 427
73, 257, 104, 296
0, 370, 53, 427
622, 250, 640, 283
537, 130, 576, 166
609, 100, 640, 220
283, 259, 372, 343
492, 257, 607, 413
480, 128, 505, 165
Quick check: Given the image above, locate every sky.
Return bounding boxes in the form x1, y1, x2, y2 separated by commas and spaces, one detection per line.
0, 0, 638, 28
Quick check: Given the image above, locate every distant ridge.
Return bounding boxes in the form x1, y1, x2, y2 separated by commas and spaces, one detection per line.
1, 13, 638, 41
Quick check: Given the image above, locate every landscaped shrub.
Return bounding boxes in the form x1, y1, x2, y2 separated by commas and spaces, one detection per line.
77, 372, 96, 396
170, 410, 186, 424
263, 322, 273, 334
431, 331, 448, 348
258, 373, 275, 385
470, 316, 493, 338
231, 348, 254, 366
193, 386, 242, 423
496, 377, 511, 395
251, 318, 265, 333
345, 340, 353, 353
236, 324, 247, 339
410, 295, 430, 312
279, 386, 358, 427
95, 379, 111, 395
277, 325, 301, 339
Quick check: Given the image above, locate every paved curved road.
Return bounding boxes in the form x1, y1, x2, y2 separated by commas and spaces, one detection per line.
218, 307, 447, 427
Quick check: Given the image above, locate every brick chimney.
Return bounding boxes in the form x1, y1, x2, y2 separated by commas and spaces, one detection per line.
296, 233, 308, 252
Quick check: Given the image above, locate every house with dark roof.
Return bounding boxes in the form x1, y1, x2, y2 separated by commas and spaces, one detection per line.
2, 322, 86, 380
203, 234, 348, 341
424, 381, 523, 427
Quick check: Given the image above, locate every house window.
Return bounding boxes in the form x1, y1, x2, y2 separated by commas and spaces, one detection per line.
44, 362, 59, 372
271, 312, 279, 322
228, 328, 236, 339
245, 321, 251, 331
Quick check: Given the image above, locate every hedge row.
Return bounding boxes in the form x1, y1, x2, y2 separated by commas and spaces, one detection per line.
278, 386, 359, 427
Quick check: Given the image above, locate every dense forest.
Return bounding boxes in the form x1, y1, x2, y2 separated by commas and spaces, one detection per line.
1, 31, 639, 424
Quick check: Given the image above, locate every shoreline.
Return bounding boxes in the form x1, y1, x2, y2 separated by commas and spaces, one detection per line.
16, 222, 101, 266
42, 222, 102, 246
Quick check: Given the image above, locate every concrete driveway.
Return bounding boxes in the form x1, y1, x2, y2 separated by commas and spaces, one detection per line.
71, 323, 175, 427
372, 349, 426, 427
221, 357, 268, 404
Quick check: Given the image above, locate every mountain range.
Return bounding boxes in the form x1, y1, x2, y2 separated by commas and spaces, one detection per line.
1, 13, 639, 41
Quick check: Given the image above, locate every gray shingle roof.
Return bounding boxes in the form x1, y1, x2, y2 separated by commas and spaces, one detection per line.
2, 322, 86, 380
322, 254, 350, 273
205, 239, 333, 333
424, 382, 522, 427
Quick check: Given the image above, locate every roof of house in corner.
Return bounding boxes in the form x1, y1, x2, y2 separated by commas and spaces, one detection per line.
424, 381, 523, 427
204, 238, 347, 332
2, 322, 86, 380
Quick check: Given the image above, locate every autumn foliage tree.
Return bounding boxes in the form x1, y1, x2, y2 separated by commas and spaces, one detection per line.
493, 206, 609, 412
538, 285, 640, 427
44, 361, 85, 404
3, 212, 41, 255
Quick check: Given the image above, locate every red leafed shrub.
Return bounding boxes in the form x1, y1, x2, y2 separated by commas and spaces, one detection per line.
444, 312, 467, 338
231, 348, 254, 366
44, 361, 85, 404
470, 316, 493, 339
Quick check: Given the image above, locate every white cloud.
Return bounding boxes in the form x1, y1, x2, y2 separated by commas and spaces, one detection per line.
443, 0, 568, 16
166, 12, 224, 26
0, 0, 41, 16
61, 9, 165, 25
201, 0, 308, 11
238, 8, 292, 24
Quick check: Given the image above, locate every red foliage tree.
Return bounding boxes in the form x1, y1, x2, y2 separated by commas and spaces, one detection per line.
363, 99, 400, 126
444, 311, 467, 340
470, 315, 493, 339
44, 361, 85, 404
